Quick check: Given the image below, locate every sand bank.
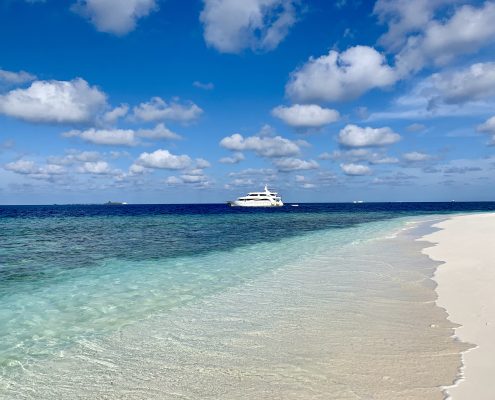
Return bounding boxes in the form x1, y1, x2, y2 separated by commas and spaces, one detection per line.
422, 213, 495, 399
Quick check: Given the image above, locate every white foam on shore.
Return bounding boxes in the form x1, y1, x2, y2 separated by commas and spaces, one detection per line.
421, 212, 495, 400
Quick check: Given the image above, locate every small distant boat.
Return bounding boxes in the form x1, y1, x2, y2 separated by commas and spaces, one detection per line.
353, 200, 364, 204
228, 185, 283, 207
105, 201, 128, 205
291, 204, 299, 207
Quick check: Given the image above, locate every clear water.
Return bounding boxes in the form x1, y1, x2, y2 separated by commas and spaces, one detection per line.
1, 203, 493, 399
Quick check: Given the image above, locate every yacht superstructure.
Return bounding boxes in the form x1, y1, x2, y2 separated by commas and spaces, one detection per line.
228, 185, 283, 207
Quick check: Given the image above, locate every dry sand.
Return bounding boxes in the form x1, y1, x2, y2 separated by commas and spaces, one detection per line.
422, 213, 495, 399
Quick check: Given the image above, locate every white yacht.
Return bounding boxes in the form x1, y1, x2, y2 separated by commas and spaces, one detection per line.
228, 185, 284, 207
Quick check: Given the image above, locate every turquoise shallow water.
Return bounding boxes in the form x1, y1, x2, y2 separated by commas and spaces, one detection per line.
0, 203, 492, 398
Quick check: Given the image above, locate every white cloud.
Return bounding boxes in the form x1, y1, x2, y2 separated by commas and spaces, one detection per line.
229, 178, 254, 187
200, 0, 298, 53
0, 68, 36, 85
403, 151, 431, 162
220, 133, 300, 157
165, 176, 182, 185
371, 156, 399, 165
271, 104, 340, 129
220, 152, 245, 164
47, 150, 101, 165
229, 168, 275, 177
72, 0, 158, 35
78, 160, 113, 174
477, 116, 495, 145
338, 124, 401, 147
64, 128, 137, 146
478, 116, 495, 134
127, 163, 146, 175
100, 104, 129, 125
407, 123, 426, 132
193, 81, 214, 90
136, 149, 192, 170
0, 78, 107, 124
180, 174, 207, 184
373, 0, 455, 52
426, 63, 495, 107
4, 159, 38, 174
195, 158, 211, 169
329, 148, 399, 165
286, 46, 397, 102
165, 170, 210, 186
273, 157, 319, 172
340, 163, 371, 176
132, 97, 203, 122
4, 159, 67, 180
395, 2, 495, 75
136, 123, 181, 140
64, 124, 182, 146
370, 63, 495, 121
318, 152, 332, 160
369, 86, 495, 122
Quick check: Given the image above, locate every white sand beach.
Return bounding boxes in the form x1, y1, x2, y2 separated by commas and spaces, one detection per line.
422, 213, 495, 399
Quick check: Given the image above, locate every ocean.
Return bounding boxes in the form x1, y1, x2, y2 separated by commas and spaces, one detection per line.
1, 202, 495, 399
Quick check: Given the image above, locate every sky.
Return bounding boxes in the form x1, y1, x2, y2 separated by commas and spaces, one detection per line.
1, 0, 495, 204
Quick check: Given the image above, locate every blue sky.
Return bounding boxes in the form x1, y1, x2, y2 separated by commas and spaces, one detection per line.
1, 0, 494, 204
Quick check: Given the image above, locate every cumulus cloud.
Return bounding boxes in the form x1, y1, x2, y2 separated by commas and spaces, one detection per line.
0, 78, 107, 124
200, 0, 298, 53
72, 0, 158, 35
135, 149, 192, 170
368, 68, 495, 122
64, 123, 181, 146
229, 168, 275, 177
395, 2, 495, 75
0, 68, 36, 85
373, 0, 455, 52
195, 158, 211, 169
477, 116, 495, 145
78, 160, 114, 174
403, 151, 431, 162
271, 104, 340, 129
273, 157, 319, 172
180, 174, 208, 184
136, 123, 181, 140
4, 159, 66, 180
424, 63, 495, 107
47, 150, 101, 165
220, 152, 245, 164
132, 97, 203, 122
64, 128, 137, 146
220, 133, 300, 157
340, 163, 371, 176
330, 148, 399, 165
407, 123, 426, 132
4, 159, 38, 175
286, 46, 397, 102
478, 116, 495, 134
100, 104, 129, 125
193, 81, 214, 90
338, 124, 401, 147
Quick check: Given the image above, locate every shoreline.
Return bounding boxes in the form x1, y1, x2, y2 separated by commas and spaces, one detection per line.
421, 213, 495, 399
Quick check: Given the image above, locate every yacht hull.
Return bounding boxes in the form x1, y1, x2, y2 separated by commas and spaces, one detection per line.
228, 200, 283, 207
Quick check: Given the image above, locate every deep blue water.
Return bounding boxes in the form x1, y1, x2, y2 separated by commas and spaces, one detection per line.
2, 202, 495, 278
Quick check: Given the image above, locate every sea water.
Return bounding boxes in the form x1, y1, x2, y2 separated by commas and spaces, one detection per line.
1, 203, 494, 399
